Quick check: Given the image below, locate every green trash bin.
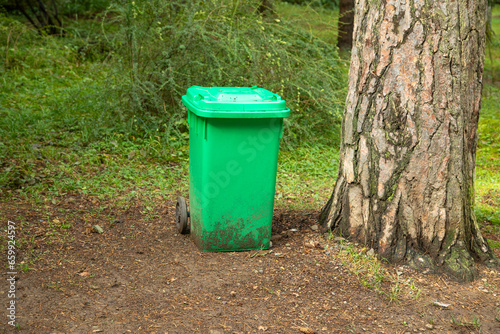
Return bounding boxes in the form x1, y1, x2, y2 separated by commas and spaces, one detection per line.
178, 85, 290, 252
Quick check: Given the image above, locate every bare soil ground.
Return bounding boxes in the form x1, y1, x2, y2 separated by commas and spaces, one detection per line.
1, 195, 499, 334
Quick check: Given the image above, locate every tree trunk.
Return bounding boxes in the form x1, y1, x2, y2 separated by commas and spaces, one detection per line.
321, 0, 497, 281
15, 0, 63, 35
337, 0, 355, 50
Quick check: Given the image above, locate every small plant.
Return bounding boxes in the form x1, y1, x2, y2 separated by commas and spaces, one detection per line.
332, 241, 421, 303
472, 315, 482, 328
18, 263, 30, 273
383, 279, 402, 303
45, 281, 62, 291
451, 314, 482, 329
407, 279, 422, 299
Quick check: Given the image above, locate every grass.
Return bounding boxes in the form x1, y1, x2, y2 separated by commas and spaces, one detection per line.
450, 314, 482, 330
0, 24, 189, 204
275, 143, 338, 210
327, 234, 422, 303
475, 6, 500, 248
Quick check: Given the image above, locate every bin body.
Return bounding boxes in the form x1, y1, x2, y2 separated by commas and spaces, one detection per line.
182, 86, 290, 252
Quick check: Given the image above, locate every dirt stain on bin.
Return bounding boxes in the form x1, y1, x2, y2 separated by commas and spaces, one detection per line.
199, 217, 271, 252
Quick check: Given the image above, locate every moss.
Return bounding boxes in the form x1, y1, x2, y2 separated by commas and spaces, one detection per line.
407, 250, 436, 273
368, 0, 382, 10
369, 140, 380, 197
443, 246, 478, 282
441, 229, 456, 250
386, 178, 400, 203
393, 237, 407, 261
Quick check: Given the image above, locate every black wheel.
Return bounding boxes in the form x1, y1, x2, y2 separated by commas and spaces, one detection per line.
176, 196, 189, 234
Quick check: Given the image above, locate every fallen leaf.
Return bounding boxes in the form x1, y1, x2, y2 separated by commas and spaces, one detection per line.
258, 325, 268, 331
84, 224, 93, 234
92, 225, 104, 234
298, 327, 315, 334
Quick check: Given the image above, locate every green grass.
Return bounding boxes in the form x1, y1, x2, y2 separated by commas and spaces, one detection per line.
0, 13, 189, 204
276, 143, 338, 210
328, 235, 422, 303
451, 314, 482, 330
475, 6, 500, 247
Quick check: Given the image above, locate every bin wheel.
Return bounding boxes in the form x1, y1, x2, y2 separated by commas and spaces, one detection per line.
176, 196, 189, 234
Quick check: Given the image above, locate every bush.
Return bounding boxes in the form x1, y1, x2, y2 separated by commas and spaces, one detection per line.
100, 0, 347, 148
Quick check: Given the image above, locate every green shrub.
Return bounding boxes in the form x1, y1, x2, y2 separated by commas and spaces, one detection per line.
100, 0, 347, 148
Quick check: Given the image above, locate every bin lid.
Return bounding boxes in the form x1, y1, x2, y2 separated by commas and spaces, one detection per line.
182, 86, 290, 118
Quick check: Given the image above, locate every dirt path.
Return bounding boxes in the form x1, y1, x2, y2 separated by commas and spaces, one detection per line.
1, 196, 499, 333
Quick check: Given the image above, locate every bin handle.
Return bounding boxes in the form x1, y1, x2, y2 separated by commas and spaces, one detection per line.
204, 118, 208, 140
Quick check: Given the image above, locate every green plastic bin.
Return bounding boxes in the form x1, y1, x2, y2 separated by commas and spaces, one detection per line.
181, 86, 290, 252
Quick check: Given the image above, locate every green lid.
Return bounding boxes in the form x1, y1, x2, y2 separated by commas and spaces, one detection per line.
182, 86, 290, 118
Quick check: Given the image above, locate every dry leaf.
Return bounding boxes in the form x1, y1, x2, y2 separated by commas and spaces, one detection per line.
298, 327, 315, 334
258, 326, 268, 331
92, 225, 104, 234
84, 224, 93, 234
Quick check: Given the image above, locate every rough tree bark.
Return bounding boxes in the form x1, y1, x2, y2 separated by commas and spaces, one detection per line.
320, 0, 497, 281
337, 0, 355, 50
